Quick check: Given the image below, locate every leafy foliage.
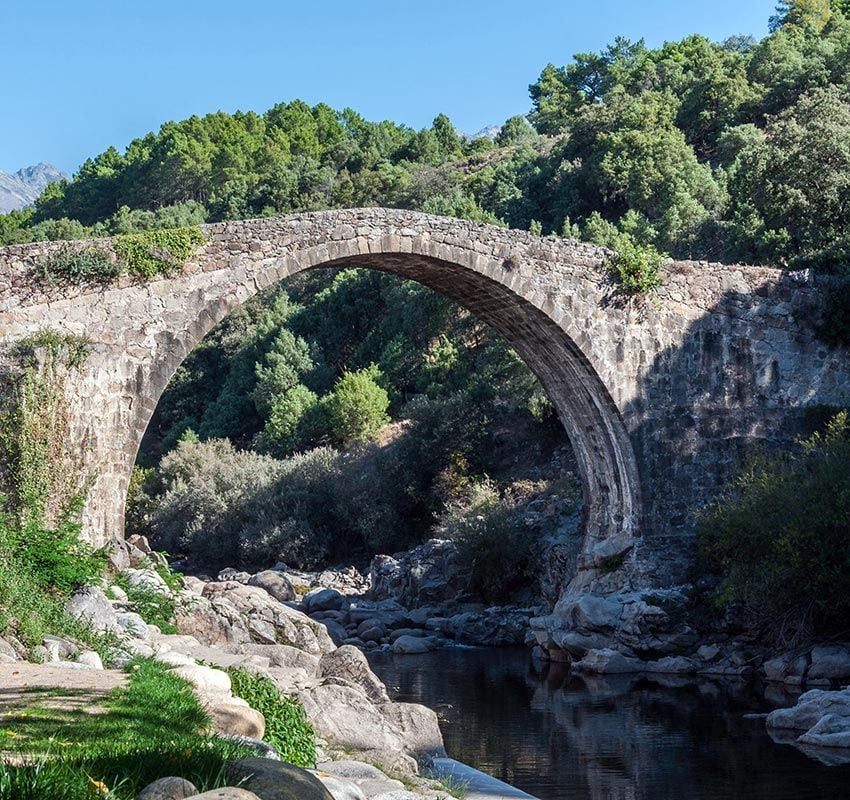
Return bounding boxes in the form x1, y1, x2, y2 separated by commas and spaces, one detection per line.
605, 235, 665, 294
817, 279, 850, 345
115, 572, 178, 634
0, 336, 108, 654
321, 365, 390, 443
37, 245, 121, 285
3, 9, 850, 271
438, 480, 540, 601
698, 412, 850, 644
115, 227, 204, 279
226, 667, 316, 767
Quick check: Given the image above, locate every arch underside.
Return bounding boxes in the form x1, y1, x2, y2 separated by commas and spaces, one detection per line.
135, 250, 643, 580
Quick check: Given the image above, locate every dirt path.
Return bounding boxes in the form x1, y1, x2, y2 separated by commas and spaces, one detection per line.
0, 663, 128, 763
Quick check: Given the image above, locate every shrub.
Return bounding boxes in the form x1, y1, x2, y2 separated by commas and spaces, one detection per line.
606, 234, 665, 294
322, 364, 390, 443
115, 573, 177, 634
698, 411, 850, 644
36, 245, 121, 285
226, 667, 316, 767
115, 227, 204, 279
438, 479, 538, 601
151, 437, 283, 564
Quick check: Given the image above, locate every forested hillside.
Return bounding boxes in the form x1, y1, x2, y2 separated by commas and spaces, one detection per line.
3, 0, 850, 272
4, 1, 850, 596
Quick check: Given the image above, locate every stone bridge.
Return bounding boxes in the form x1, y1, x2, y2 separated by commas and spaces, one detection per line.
1, 209, 848, 595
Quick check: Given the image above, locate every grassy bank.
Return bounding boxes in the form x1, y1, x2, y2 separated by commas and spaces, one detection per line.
0, 658, 253, 800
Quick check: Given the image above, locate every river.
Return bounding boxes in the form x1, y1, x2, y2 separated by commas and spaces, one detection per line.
368, 646, 850, 800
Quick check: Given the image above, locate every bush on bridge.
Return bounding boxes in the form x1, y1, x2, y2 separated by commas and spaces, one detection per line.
37, 245, 122, 285
114, 226, 204, 279
698, 411, 850, 644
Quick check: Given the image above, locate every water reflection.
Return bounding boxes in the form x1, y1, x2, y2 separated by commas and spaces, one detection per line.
368, 647, 850, 800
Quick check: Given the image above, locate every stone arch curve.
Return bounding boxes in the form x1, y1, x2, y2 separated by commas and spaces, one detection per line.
131, 222, 643, 587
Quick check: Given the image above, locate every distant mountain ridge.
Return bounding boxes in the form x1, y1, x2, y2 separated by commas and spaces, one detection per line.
0, 163, 66, 213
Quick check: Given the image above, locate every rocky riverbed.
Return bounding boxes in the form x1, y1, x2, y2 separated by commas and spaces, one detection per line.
6, 531, 850, 795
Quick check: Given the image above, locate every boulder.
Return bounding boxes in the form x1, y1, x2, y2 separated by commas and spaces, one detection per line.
226, 758, 334, 800
184, 791, 261, 800
320, 646, 390, 704
248, 570, 296, 602
77, 651, 104, 670
645, 656, 696, 674
798, 713, 850, 748
358, 625, 385, 644
763, 652, 809, 684
189, 582, 335, 654
123, 567, 172, 596
170, 664, 232, 695
127, 534, 152, 554
315, 762, 407, 799
218, 568, 251, 583
137, 777, 198, 800
208, 701, 266, 739
807, 645, 850, 683
43, 634, 79, 659
182, 576, 207, 594
297, 683, 413, 762
116, 611, 149, 639
314, 775, 367, 800
219, 643, 319, 674
767, 688, 850, 730
575, 648, 642, 674
379, 703, 446, 761
304, 588, 346, 613
321, 619, 348, 646
392, 637, 434, 656
66, 586, 119, 633
369, 540, 465, 606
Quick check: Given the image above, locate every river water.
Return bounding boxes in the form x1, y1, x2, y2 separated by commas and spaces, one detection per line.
368, 647, 850, 800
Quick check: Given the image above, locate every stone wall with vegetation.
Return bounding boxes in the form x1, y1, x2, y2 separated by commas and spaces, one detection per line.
1, 209, 848, 599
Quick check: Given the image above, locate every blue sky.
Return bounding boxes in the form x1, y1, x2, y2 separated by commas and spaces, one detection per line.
3, 0, 776, 175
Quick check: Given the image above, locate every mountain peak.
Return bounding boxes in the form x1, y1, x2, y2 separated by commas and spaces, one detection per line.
0, 163, 67, 214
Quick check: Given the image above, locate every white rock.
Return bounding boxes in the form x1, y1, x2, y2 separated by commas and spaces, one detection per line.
116, 611, 149, 639
170, 664, 231, 695
315, 775, 367, 800
77, 651, 104, 670
392, 636, 434, 655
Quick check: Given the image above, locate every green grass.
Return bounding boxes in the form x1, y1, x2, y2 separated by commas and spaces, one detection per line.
226, 667, 316, 767
0, 658, 254, 799
0, 516, 119, 664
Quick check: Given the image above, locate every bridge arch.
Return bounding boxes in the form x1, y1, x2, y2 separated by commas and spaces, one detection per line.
134, 227, 643, 591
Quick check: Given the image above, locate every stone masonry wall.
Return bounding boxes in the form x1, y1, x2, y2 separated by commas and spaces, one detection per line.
0, 209, 848, 596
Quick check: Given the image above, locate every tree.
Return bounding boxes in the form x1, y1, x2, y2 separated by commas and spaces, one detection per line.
322, 365, 390, 444
723, 85, 850, 269
253, 329, 314, 415
770, 0, 833, 32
